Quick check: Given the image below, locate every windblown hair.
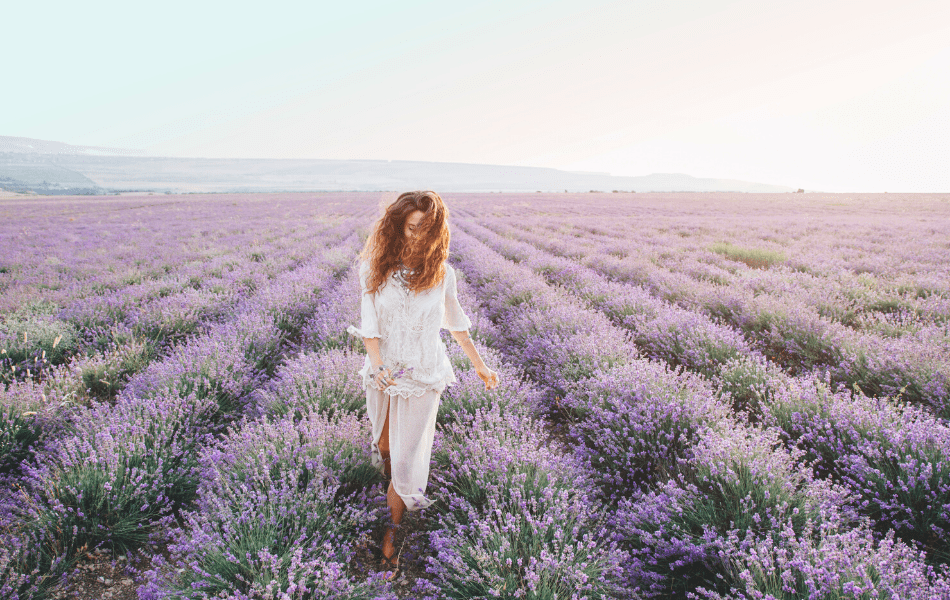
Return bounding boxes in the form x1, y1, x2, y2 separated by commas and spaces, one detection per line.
359, 190, 451, 295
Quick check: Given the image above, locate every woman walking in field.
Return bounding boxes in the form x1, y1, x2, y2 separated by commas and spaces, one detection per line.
346, 190, 499, 576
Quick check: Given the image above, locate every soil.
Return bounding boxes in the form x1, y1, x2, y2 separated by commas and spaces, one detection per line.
47, 546, 168, 600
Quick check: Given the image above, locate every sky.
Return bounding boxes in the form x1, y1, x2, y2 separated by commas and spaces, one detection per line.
4, 0, 949, 192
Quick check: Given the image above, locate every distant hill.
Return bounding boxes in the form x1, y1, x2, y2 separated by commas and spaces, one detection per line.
0, 135, 801, 194
0, 135, 149, 157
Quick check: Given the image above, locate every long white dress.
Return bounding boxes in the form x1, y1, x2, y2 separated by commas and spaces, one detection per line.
346, 260, 472, 510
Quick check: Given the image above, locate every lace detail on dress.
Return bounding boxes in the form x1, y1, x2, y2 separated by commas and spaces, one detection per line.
386, 263, 429, 334
356, 357, 455, 399
385, 309, 427, 334
382, 385, 434, 399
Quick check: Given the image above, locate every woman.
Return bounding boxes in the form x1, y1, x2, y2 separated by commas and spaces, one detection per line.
346, 190, 499, 575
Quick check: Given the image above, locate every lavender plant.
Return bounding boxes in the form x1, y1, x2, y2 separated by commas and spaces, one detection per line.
423, 405, 626, 600
122, 314, 283, 418
0, 310, 78, 385
252, 348, 366, 420
695, 521, 950, 600
21, 391, 220, 557
607, 424, 855, 596
148, 410, 391, 599
713, 353, 792, 422
0, 516, 76, 600
561, 360, 728, 499
0, 377, 73, 477
437, 342, 542, 426
765, 375, 950, 564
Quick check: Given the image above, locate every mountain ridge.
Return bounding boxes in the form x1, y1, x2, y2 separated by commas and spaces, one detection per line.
0, 135, 806, 194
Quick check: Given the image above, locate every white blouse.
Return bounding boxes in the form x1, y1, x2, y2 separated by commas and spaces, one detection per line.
346, 260, 472, 398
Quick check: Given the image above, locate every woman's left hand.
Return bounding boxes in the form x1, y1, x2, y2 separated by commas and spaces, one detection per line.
475, 366, 500, 390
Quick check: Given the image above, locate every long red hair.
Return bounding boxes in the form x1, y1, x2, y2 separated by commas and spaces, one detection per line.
359, 190, 451, 295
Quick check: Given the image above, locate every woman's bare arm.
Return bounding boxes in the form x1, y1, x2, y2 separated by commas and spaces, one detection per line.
363, 336, 384, 369
450, 330, 487, 371
450, 330, 499, 389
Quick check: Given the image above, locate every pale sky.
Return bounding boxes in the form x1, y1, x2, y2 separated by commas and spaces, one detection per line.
5, 0, 949, 192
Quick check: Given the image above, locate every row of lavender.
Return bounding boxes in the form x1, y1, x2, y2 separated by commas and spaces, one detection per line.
518, 211, 950, 361
0, 199, 371, 495
519, 214, 950, 328
4, 191, 948, 598
0, 194, 382, 459
466, 212, 950, 417
0, 194, 367, 314
422, 271, 625, 598
0, 216, 361, 501
449, 194, 950, 358
135, 254, 399, 599
447, 219, 949, 598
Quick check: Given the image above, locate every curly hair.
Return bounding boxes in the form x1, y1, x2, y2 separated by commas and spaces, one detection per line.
359, 190, 451, 295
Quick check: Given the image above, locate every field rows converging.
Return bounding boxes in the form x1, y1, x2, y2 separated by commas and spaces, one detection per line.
465, 213, 950, 417
447, 219, 950, 597
3, 214, 376, 597
1, 194, 398, 599
2, 192, 949, 600
453, 218, 950, 565
492, 215, 950, 348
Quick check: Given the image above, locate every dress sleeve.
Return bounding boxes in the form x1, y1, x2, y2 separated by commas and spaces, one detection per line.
346, 260, 381, 339
441, 265, 472, 332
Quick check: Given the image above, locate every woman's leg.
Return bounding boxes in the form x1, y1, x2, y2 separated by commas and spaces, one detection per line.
365, 386, 388, 475
377, 394, 405, 565
382, 480, 406, 564
378, 401, 392, 479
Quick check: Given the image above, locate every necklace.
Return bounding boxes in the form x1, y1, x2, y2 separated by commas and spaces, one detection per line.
393, 262, 415, 290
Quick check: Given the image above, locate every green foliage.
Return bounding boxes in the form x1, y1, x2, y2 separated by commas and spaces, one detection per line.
0, 405, 45, 475
1, 308, 79, 383
714, 355, 790, 423
75, 337, 156, 401
35, 400, 213, 557
709, 242, 786, 269
266, 373, 364, 422
438, 381, 500, 427
679, 427, 832, 535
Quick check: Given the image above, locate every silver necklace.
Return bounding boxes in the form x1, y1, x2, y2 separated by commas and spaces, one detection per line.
393, 262, 415, 290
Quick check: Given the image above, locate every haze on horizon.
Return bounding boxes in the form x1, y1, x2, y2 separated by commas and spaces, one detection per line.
4, 0, 949, 193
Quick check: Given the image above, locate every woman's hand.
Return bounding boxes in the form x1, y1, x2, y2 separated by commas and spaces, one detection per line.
475, 365, 500, 390
373, 367, 396, 390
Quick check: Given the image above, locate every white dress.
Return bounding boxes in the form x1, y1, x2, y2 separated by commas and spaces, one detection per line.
346, 259, 472, 510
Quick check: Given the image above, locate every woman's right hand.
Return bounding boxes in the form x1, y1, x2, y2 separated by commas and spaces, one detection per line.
374, 367, 396, 390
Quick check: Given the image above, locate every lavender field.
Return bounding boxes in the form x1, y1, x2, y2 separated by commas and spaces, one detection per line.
2, 191, 949, 599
